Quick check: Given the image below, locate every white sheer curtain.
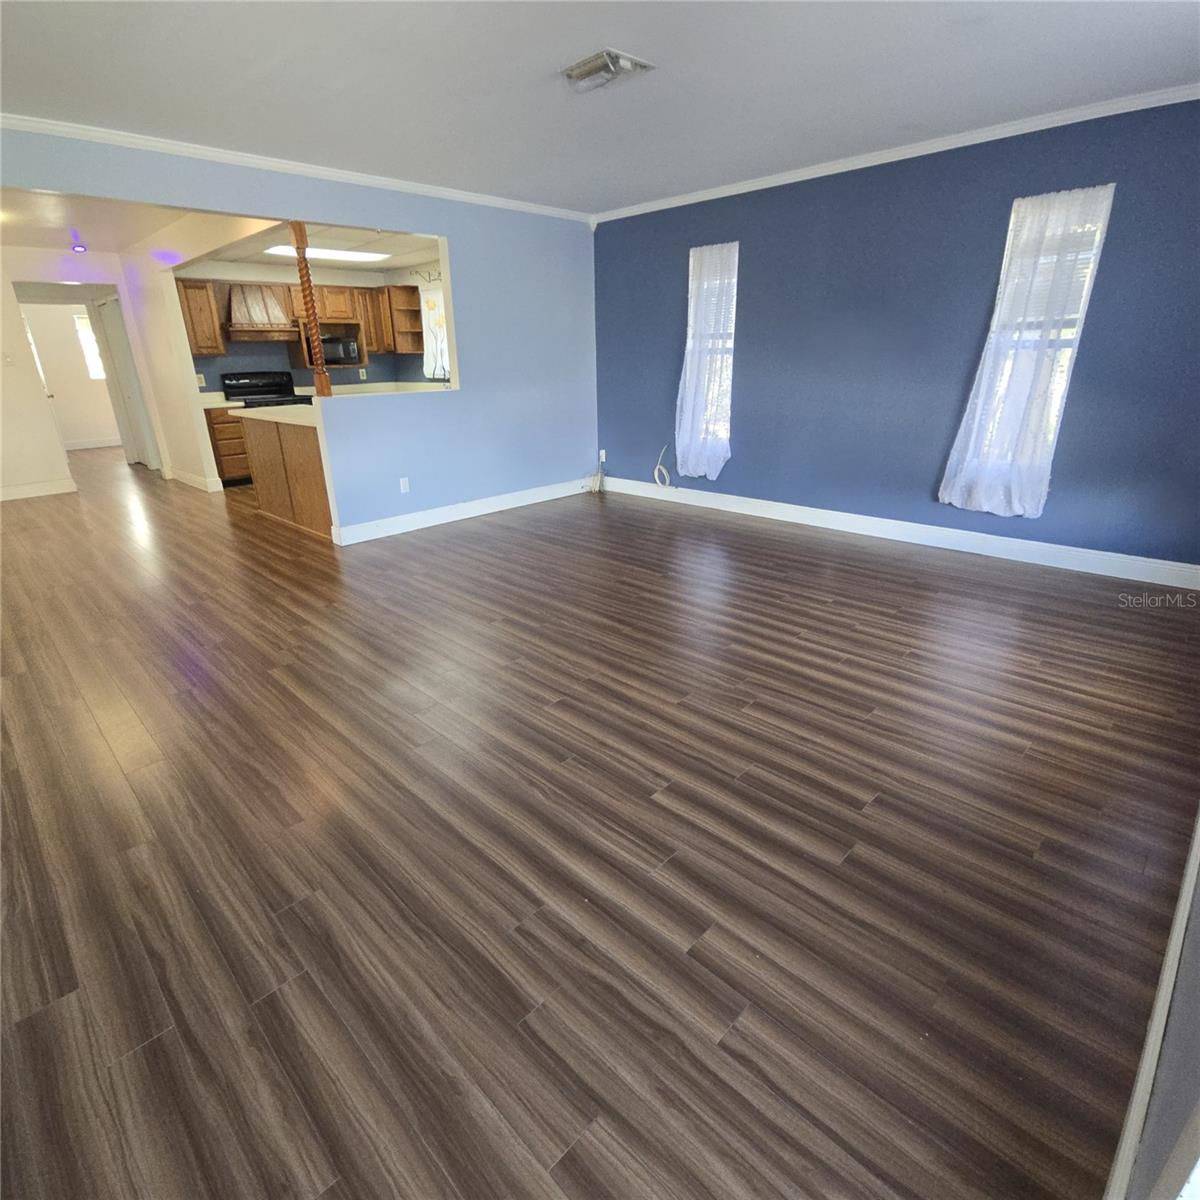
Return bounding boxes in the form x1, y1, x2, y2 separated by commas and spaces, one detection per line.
939, 183, 1114, 518
420, 286, 450, 380
676, 241, 738, 480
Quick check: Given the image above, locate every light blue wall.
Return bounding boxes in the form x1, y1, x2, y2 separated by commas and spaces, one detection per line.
1, 129, 598, 527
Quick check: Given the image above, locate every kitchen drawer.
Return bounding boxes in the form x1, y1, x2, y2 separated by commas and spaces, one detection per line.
213, 421, 245, 441
216, 437, 246, 459
207, 407, 244, 426
219, 453, 250, 479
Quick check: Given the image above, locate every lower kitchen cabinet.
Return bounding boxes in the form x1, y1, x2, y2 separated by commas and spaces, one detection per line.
205, 408, 250, 482
239, 417, 332, 538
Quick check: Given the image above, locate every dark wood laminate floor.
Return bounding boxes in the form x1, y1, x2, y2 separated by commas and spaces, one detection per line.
3, 447, 1197, 1200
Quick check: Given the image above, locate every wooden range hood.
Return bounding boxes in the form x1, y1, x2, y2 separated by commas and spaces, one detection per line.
225, 282, 297, 341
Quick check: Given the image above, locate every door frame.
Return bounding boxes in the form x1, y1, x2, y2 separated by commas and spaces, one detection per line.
88, 294, 161, 469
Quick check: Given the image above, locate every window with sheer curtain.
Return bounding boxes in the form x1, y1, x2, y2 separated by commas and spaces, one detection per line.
939, 183, 1114, 518
675, 241, 738, 480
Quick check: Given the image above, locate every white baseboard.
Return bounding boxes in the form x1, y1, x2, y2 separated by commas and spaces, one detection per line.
333, 478, 589, 546
63, 435, 123, 450
1, 477, 78, 501
164, 468, 223, 493
604, 478, 1200, 588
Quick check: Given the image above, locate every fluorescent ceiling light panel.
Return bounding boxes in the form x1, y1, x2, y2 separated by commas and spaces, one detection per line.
264, 245, 391, 263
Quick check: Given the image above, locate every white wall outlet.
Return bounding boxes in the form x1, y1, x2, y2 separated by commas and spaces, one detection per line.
399, 477, 410, 494
195, 373, 206, 389
599, 449, 607, 463
358, 367, 367, 380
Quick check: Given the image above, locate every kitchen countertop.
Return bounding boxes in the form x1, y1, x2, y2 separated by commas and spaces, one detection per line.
199, 380, 453, 407
235, 404, 319, 428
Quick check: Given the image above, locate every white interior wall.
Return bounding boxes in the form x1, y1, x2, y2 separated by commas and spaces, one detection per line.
117, 212, 278, 488
2, 213, 277, 497
1, 246, 127, 499
386, 259, 443, 287
20, 302, 121, 449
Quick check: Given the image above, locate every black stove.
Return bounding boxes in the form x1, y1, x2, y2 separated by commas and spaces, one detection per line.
220, 371, 311, 408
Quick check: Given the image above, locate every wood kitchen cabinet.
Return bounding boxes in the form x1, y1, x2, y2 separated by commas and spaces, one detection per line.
289, 284, 356, 323
386, 285, 424, 355
353, 288, 387, 354
239, 416, 332, 537
375, 288, 395, 352
204, 408, 250, 482
289, 285, 318, 321
177, 280, 225, 356
227, 283, 296, 340
320, 286, 356, 320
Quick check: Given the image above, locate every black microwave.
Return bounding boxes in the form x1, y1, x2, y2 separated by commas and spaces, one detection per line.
321, 336, 359, 364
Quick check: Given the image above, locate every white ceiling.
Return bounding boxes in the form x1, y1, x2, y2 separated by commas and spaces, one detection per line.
0, 189, 182, 252
205, 224, 442, 271
2, 2, 1197, 215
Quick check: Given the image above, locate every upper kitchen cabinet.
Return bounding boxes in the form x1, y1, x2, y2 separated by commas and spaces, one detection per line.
387, 285, 424, 355
177, 279, 225, 356
320, 286, 356, 321
353, 288, 388, 354
289, 284, 357, 323
227, 283, 296, 340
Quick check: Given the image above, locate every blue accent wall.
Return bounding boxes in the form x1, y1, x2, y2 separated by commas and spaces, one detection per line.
193, 344, 426, 393
2, 127, 597, 529
595, 102, 1200, 563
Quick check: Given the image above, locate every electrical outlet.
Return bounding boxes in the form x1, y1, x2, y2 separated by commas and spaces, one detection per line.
599, 449, 606, 463
195, 373, 206, 389
358, 367, 367, 380
399, 477, 410, 494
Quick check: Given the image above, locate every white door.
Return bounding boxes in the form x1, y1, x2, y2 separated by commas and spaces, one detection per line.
91, 297, 161, 470
21, 303, 121, 451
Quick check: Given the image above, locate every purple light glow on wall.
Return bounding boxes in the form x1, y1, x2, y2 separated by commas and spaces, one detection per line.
150, 249, 185, 266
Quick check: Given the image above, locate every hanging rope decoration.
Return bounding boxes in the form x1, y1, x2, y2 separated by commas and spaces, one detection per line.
290, 221, 332, 398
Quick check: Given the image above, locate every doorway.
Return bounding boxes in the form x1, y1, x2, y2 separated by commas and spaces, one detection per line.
14, 283, 161, 469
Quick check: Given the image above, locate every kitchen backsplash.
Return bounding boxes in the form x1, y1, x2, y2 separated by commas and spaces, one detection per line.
194, 341, 427, 392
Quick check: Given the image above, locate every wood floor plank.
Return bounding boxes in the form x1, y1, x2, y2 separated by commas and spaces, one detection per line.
253, 972, 466, 1200
1, 723, 78, 1024
2, 676, 171, 1063
118, 842, 335, 1197
2, 447, 1195, 1200
125, 759, 304, 1003
276, 888, 582, 1195
1, 991, 137, 1200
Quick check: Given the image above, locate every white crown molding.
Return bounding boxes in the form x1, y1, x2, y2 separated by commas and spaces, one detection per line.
591, 83, 1200, 224
0, 112, 593, 225
604, 477, 1200, 589
6, 84, 1196, 228
333, 477, 589, 546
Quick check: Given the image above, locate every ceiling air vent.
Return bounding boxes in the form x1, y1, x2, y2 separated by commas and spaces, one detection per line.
561, 48, 654, 93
